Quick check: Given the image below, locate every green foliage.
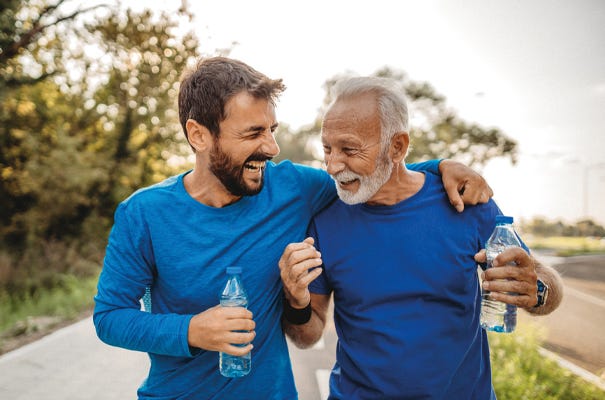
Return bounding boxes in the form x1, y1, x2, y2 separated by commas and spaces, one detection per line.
525, 236, 605, 256
276, 66, 518, 168
522, 217, 605, 238
0, 239, 103, 297
0, 274, 98, 342
1, 1, 200, 248
489, 324, 604, 399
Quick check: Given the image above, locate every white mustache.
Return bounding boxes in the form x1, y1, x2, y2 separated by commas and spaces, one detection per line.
331, 171, 361, 183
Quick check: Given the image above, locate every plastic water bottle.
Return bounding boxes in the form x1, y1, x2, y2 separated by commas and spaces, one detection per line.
219, 266, 251, 377
480, 215, 522, 333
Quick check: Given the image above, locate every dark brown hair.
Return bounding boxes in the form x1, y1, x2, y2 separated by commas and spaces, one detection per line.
178, 57, 286, 142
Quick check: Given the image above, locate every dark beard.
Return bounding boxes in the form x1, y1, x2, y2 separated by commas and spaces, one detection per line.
209, 141, 269, 197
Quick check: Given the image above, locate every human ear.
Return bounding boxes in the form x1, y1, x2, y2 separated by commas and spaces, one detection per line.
186, 119, 212, 153
390, 132, 409, 163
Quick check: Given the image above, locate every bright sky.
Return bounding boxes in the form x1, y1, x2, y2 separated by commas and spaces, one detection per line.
109, 0, 605, 224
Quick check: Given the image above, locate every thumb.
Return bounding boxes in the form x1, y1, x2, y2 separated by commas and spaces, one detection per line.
303, 237, 315, 245
474, 249, 487, 263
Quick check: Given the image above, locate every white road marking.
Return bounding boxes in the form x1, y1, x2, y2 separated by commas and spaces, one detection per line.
315, 369, 331, 400
566, 286, 605, 308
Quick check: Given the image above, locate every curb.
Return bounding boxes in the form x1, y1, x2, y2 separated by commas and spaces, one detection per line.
539, 347, 605, 391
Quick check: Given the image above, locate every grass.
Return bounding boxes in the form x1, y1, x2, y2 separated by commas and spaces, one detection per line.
489, 323, 604, 399
0, 273, 99, 351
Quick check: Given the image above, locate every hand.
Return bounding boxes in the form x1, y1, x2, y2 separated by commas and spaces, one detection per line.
439, 159, 493, 212
187, 305, 255, 355
475, 247, 538, 309
278, 237, 323, 308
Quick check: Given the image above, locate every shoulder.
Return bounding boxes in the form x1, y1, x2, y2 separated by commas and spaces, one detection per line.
266, 160, 329, 181
120, 173, 185, 211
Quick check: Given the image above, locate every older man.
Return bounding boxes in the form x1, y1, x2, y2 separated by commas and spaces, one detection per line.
280, 77, 562, 399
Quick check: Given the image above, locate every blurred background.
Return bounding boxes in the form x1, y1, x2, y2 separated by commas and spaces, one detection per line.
1, 1, 604, 399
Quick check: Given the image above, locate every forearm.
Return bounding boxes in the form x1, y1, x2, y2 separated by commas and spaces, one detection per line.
94, 303, 195, 357
283, 311, 326, 349
524, 261, 564, 316
282, 293, 329, 349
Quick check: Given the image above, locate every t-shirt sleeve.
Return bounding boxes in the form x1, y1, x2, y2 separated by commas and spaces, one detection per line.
93, 201, 195, 357
291, 162, 337, 216
307, 219, 332, 295
406, 159, 441, 175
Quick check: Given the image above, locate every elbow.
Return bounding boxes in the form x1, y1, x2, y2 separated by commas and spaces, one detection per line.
284, 324, 324, 349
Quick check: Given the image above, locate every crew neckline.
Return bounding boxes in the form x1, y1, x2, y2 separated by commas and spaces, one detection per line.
177, 170, 254, 213
359, 171, 430, 214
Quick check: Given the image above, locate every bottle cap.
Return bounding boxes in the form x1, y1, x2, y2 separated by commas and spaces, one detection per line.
495, 215, 513, 224
226, 266, 242, 274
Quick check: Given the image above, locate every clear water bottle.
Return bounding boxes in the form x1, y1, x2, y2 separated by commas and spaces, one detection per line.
480, 215, 522, 333
219, 266, 251, 377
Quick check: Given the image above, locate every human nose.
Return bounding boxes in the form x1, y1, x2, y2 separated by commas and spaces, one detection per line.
261, 131, 280, 158
325, 151, 344, 176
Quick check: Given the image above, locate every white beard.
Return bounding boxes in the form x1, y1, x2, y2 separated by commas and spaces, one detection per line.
332, 157, 393, 205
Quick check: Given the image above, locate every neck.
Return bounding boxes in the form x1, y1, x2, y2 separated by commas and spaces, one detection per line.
184, 164, 241, 208
365, 163, 424, 206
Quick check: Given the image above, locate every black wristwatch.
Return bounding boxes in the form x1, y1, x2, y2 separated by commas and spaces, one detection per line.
534, 279, 549, 308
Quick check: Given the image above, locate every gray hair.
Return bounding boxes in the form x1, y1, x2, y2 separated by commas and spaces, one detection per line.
327, 76, 409, 153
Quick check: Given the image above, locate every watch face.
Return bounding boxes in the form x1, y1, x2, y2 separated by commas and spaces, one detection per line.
536, 279, 548, 307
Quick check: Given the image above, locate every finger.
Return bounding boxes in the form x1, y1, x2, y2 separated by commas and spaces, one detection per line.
460, 182, 483, 205
474, 249, 487, 263
492, 247, 530, 267
289, 258, 323, 281
284, 248, 322, 274
482, 278, 534, 295
280, 241, 318, 268
224, 329, 256, 345
219, 306, 254, 320
296, 267, 323, 287
445, 182, 465, 213
480, 185, 494, 203
488, 292, 536, 308
224, 318, 256, 332
223, 343, 254, 357
483, 265, 525, 281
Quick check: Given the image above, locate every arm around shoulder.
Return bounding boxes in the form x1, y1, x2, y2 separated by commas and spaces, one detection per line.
283, 293, 331, 349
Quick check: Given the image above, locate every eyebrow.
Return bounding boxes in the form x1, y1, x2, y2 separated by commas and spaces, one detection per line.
245, 122, 279, 133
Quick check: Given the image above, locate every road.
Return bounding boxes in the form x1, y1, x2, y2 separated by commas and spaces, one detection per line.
0, 253, 603, 399
525, 252, 605, 377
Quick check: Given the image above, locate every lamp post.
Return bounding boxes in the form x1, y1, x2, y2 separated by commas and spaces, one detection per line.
582, 162, 605, 218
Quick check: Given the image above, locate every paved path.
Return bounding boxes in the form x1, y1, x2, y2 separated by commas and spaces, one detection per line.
0, 318, 148, 399
0, 317, 331, 400
2, 253, 605, 399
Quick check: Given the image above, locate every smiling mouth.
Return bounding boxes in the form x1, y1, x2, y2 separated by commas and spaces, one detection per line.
244, 160, 267, 172
339, 178, 358, 187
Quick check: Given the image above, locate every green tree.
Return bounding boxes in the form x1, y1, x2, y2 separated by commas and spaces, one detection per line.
1, 1, 200, 249
276, 67, 518, 168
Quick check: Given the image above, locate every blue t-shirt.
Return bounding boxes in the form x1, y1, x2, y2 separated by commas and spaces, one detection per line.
309, 172, 501, 400
93, 160, 439, 399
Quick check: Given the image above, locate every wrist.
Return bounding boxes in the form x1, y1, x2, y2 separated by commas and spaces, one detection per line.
283, 297, 312, 325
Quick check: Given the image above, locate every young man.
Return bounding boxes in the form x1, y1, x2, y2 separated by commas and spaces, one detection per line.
94, 57, 494, 399
280, 77, 563, 399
